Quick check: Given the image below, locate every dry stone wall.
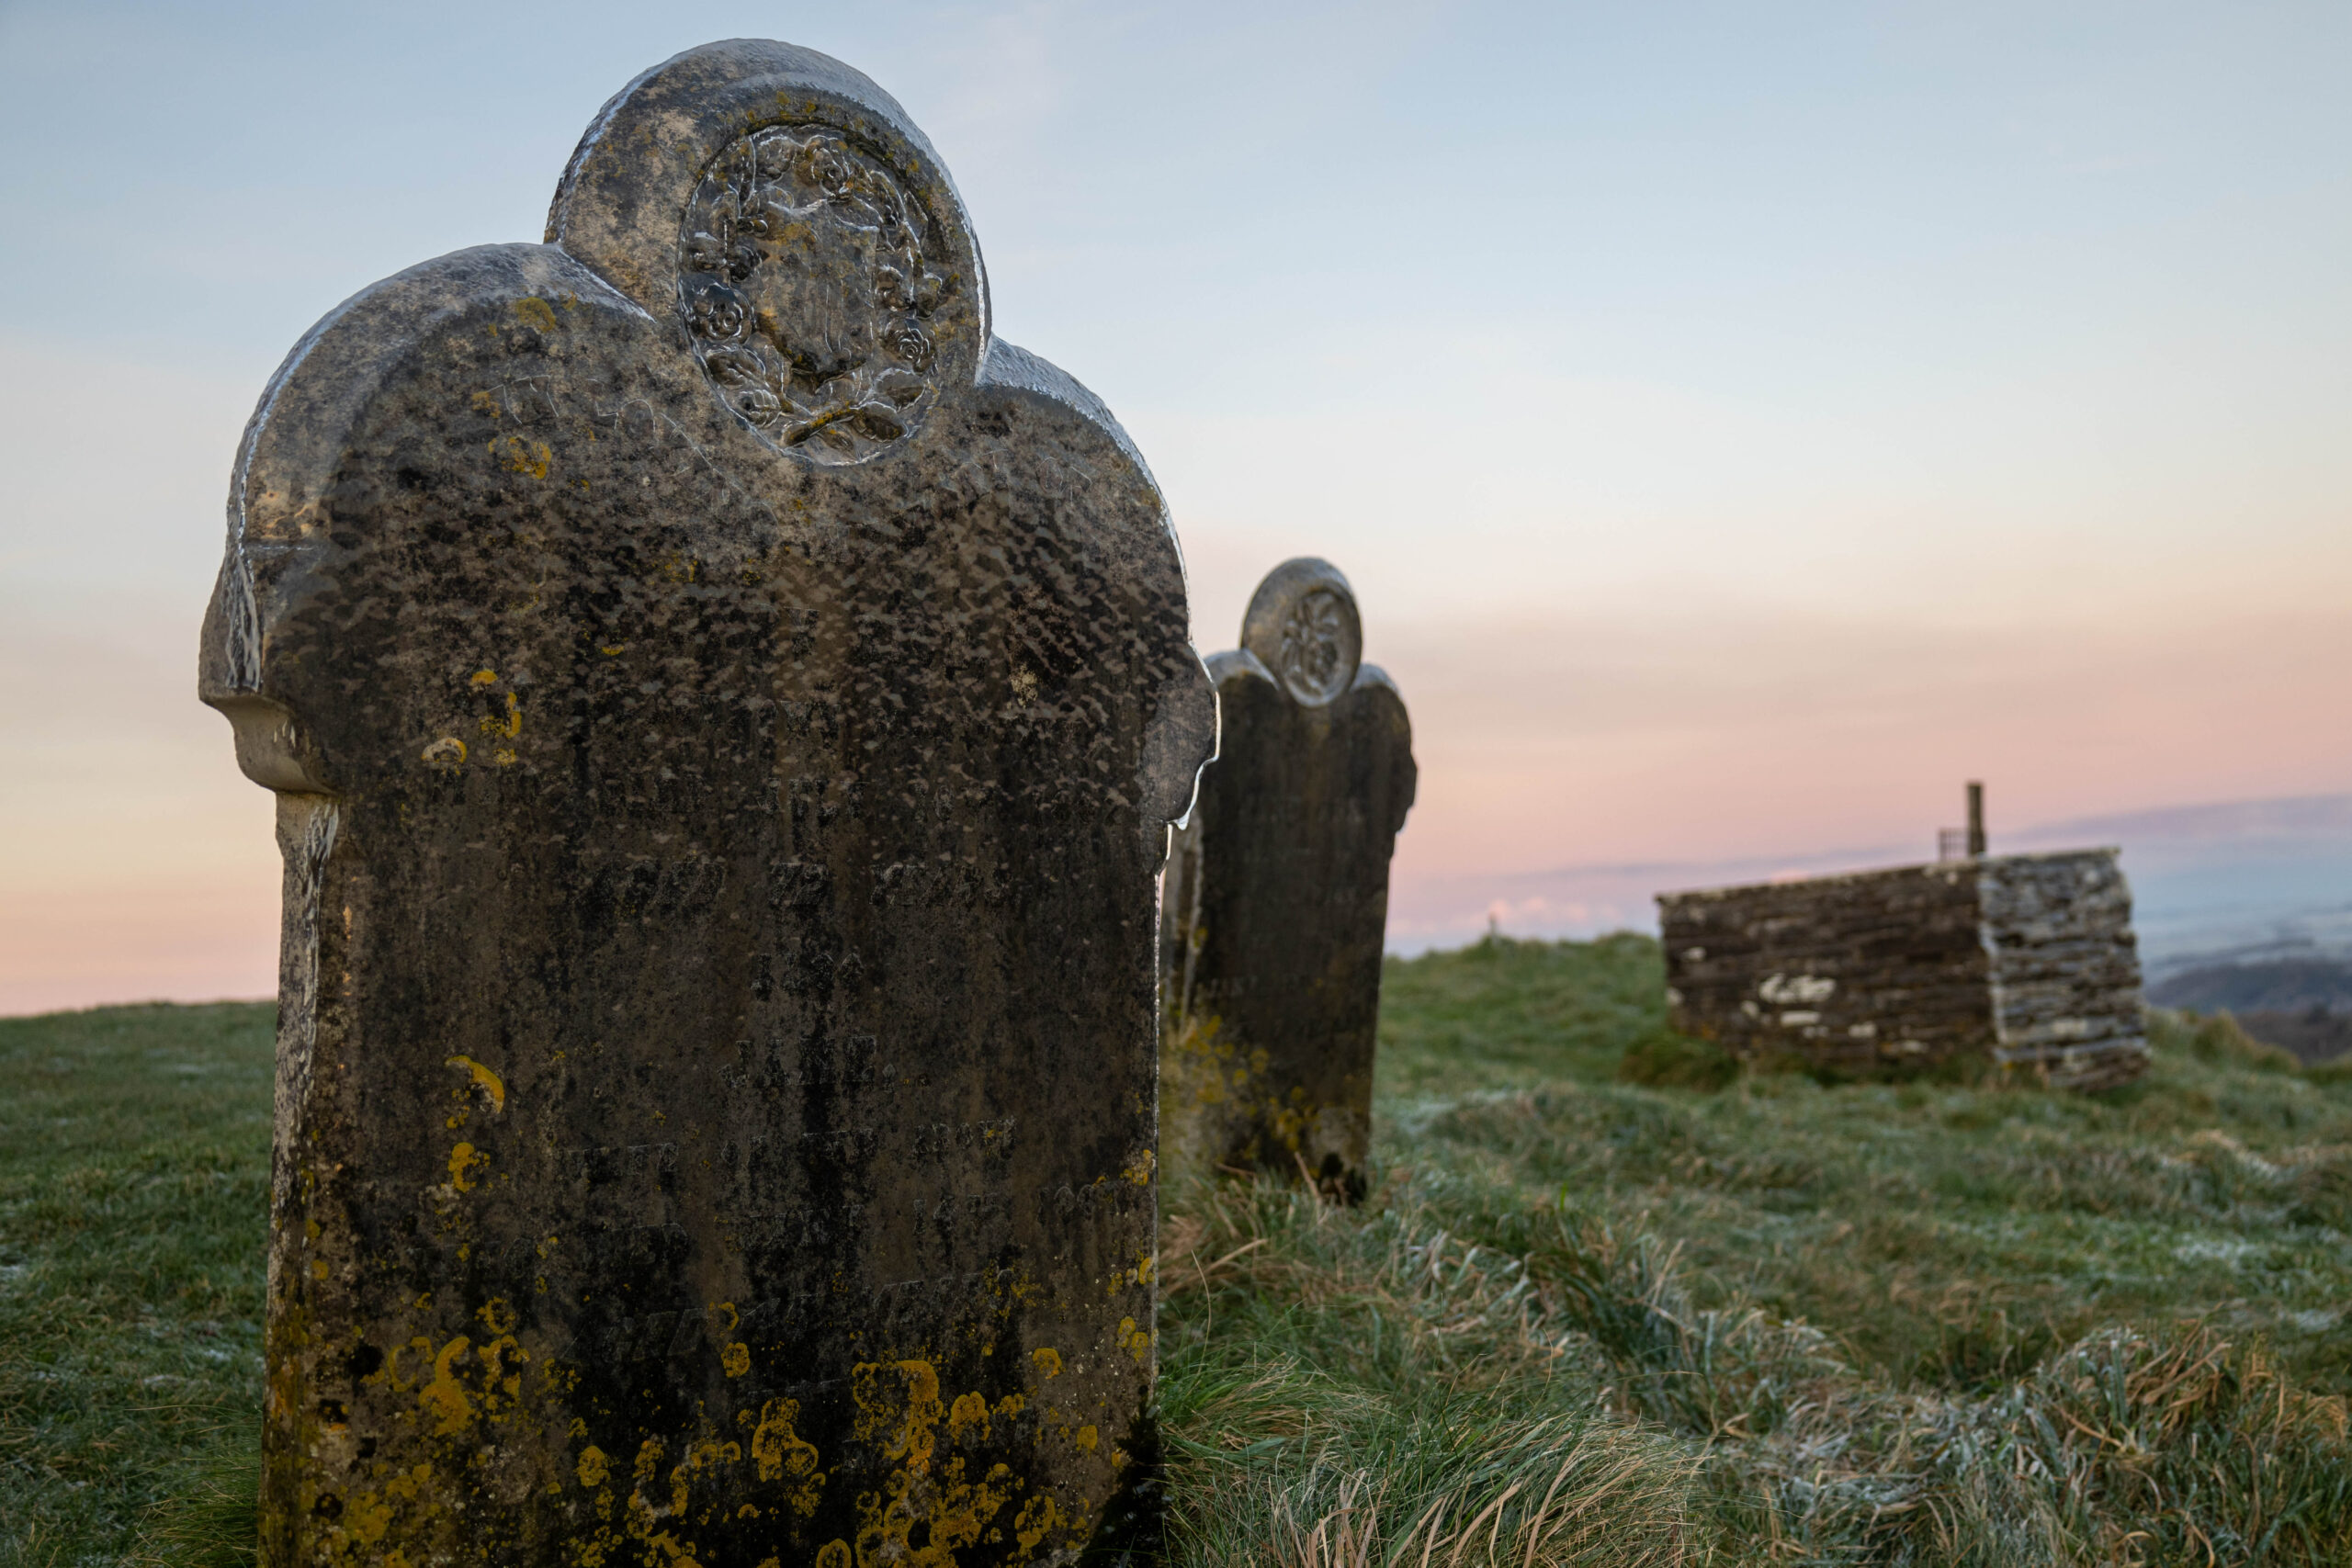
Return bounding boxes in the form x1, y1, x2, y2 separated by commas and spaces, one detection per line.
1658, 850, 2146, 1089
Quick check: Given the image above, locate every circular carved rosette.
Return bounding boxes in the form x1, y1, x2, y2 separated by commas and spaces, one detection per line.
1240, 558, 1363, 707
675, 125, 971, 463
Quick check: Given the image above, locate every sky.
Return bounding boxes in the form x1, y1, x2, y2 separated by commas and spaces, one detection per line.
1, 0, 2347, 1011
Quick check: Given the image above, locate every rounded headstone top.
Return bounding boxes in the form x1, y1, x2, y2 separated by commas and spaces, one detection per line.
1240, 558, 1363, 707
547, 39, 987, 466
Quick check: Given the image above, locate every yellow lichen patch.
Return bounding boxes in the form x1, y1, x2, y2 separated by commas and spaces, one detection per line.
340, 1488, 393, 1547
1165, 1008, 1332, 1170
373, 1338, 424, 1396
490, 435, 553, 479
946, 1390, 990, 1444
1013, 1493, 1062, 1556
854, 1455, 1020, 1567
477, 1298, 518, 1336
814, 1544, 850, 1568
481, 690, 523, 739
1136, 1251, 1155, 1285
1123, 1147, 1156, 1186
447, 1142, 487, 1191
1031, 1347, 1062, 1380
668, 1434, 742, 1520
418, 1336, 475, 1434
847, 1362, 1032, 1561
422, 737, 467, 768
470, 389, 501, 418
578, 1446, 609, 1488
513, 297, 560, 333
311, 1258, 329, 1280
854, 1359, 946, 1475
445, 1055, 507, 1112
329, 1462, 429, 1555
470, 669, 499, 686
750, 1397, 825, 1517
1164, 1010, 1237, 1107
1116, 1317, 1152, 1364
1074, 1424, 1098, 1453
598, 643, 628, 656
627, 1438, 667, 1529
721, 1340, 751, 1377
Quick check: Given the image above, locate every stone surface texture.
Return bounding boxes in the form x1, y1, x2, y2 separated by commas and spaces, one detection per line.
1158, 560, 1415, 1199
1658, 850, 2148, 1089
200, 40, 1212, 1567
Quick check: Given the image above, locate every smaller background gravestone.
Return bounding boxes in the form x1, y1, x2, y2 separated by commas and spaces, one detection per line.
1159, 559, 1416, 1198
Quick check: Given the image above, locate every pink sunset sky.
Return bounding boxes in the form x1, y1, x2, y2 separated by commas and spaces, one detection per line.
2, 1, 2347, 1013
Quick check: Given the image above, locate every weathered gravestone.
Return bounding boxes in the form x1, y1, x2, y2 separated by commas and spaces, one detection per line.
200, 40, 1213, 1566
1158, 560, 1415, 1200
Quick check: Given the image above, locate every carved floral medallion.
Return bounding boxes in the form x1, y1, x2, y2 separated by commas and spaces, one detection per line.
676, 125, 960, 463
1275, 588, 1357, 705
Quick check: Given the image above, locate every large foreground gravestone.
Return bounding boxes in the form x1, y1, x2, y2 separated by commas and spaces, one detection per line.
201, 41, 1213, 1565
1158, 560, 1415, 1200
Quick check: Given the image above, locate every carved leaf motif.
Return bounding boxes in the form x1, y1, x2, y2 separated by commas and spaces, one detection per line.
1278, 590, 1351, 703
675, 124, 956, 466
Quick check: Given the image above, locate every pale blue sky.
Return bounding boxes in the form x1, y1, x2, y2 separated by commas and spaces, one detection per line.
3, 1, 2347, 1004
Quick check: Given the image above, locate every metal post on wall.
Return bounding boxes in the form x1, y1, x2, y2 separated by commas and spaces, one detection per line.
1967, 781, 1986, 858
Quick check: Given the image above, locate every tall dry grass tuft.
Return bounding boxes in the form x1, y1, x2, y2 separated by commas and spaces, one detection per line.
1162, 1174, 1700, 1565
1164, 1151, 2352, 1564
1193, 1425, 1697, 1568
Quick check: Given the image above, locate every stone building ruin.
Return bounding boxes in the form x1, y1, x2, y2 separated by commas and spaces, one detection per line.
1658, 846, 2148, 1091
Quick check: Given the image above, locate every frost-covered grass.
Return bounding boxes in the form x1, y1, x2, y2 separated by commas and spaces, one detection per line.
1154, 935, 2352, 1563
10, 940, 2352, 1562
0, 1001, 272, 1566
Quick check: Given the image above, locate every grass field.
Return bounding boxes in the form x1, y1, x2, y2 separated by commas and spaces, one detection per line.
7, 937, 2352, 1563
1163, 934, 2352, 1564
0, 1002, 272, 1567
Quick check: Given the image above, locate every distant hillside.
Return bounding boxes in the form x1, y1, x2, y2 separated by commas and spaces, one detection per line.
2147, 956, 2352, 1063
1391, 791, 2352, 975
2148, 957, 2352, 1014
